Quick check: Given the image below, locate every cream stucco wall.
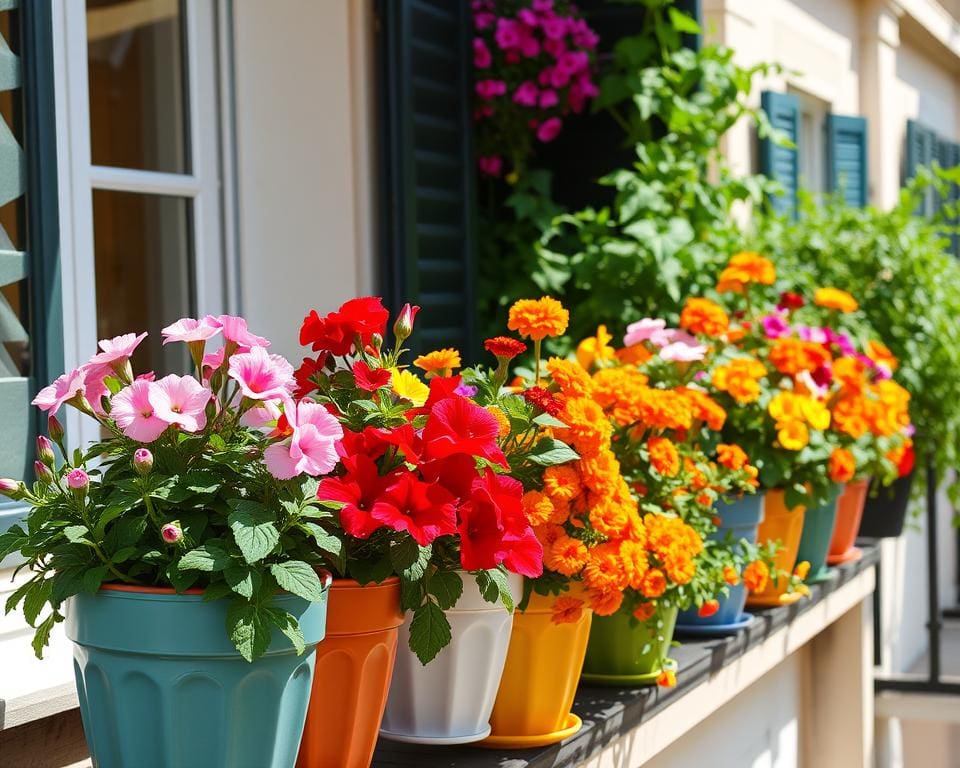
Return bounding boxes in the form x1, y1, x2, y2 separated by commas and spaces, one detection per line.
231, 0, 377, 362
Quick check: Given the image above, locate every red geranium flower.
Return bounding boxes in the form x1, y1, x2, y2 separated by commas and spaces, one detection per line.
316, 454, 395, 539
300, 297, 389, 356
353, 361, 391, 392
371, 472, 457, 545
898, 443, 916, 477
777, 291, 805, 310
294, 354, 328, 399
523, 386, 562, 416
484, 336, 527, 359
458, 471, 543, 577
422, 396, 508, 468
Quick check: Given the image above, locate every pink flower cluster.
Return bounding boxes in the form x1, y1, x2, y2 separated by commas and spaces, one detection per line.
473, 0, 600, 177
31, 315, 343, 482
623, 318, 708, 362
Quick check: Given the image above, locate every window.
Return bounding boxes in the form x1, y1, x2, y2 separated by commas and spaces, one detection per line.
791, 88, 829, 194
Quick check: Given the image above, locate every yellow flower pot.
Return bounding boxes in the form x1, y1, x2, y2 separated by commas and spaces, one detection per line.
480, 590, 592, 749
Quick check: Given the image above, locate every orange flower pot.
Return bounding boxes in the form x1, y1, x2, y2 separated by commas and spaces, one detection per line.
480, 590, 592, 749
827, 480, 869, 565
746, 490, 806, 608
296, 578, 403, 768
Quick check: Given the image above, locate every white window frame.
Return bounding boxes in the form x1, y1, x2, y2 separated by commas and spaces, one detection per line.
52, 0, 237, 447
789, 86, 830, 195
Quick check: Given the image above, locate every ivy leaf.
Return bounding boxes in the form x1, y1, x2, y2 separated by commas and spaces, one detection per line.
527, 438, 579, 467
408, 601, 452, 665
225, 565, 261, 599
427, 570, 463, 611
228, 501, 280, 564
178, 541, 233, 572
269, 561, 326, 602
226, 600, 272, 662
31, 612, 59, 660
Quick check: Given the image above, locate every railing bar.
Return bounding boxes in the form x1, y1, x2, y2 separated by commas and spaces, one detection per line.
927, 460, 942, 684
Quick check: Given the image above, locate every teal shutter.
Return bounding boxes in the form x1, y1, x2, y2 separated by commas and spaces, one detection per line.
760, 91, 800, 217
937, 138, 960, 256
377, 0, 477, 355
905, 119, 938, 216
0, 1, 62, 553
826, 114, 868, 206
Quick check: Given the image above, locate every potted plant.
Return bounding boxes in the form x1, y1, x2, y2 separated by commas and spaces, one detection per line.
290, 297, 553, 750
1, 317, 336, 768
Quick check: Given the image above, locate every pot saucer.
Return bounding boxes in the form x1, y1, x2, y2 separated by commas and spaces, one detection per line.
477, 713, 582, 749
826, 546, 862, 566
378, 725, 492, 745
581, 659, 676, 687
675, 613, 754, 637
804, 566, 838, 585
746, 590, 805, 608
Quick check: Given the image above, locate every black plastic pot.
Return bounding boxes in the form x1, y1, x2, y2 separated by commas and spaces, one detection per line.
858, 470, 915, 538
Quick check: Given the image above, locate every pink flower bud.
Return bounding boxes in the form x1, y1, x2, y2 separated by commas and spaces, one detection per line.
48, 415, 64, 444
34, 461, 53, 485
66, 468, 89, 491
36, 436, 55, 466
393, 303, 420, 343
133, 448, 154, 476
161, 522, 183, 544
0, 478, 23, 499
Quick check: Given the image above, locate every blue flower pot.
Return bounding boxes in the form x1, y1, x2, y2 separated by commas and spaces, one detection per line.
676, 494, 764, 634
66, 586, 328, 768
796, 483, 843, 583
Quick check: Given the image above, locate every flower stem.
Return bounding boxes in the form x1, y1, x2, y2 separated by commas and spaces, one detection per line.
534, 339, 542, 386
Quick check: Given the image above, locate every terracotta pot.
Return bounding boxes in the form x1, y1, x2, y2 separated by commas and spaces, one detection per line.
482, 589, 592, 748
380, 572, 521, 745
297, 578, 403, 768
827, 480, 869, 565
746, 489, 806, 608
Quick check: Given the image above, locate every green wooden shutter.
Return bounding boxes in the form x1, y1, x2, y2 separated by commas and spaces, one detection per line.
760, 91, 800, 217
937, 138, 960, 256
826, 114, 868, 207
905, 119, 938, 216
377, 0, 477, 355
0, 1, 62, 551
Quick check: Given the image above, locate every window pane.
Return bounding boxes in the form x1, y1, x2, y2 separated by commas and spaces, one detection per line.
86, 0, 189, 173
92, 191, 192, 375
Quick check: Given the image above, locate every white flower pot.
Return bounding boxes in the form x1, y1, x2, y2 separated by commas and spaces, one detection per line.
379, 571, 521, 745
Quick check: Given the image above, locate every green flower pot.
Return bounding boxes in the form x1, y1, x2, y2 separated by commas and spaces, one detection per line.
581, 604, 678, 686
66, 586, 328, 768
796, 484, 843, 583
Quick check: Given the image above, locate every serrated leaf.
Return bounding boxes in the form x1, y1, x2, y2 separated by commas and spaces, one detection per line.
408, 601, 452, 665
476, 568, 514, 611
93, 506, 127, 539
389, 538, 420, 572
265, 607, 305, 655
269, 560, 326, 602
5, 577, 35, 615
349, 554, 394, 585
532, 412, 568, 428
111, 547, 137, 563
202, 581, 235, 602
225, 565, 261, 599
527, 438, 580, 467
51, 567, 87, 604
226, 600, 272, 662
228, 501, 280, 564
167, 562, 201, 593
32, 612, 58, 659
300, 522, 342, 559
178, 542, 234, 572
81, 565, 110, 594
427, 570, 463, 610
63, 525, 91, 544
400, 577, 424, 612
23, 578, 53, 626
0, 525, 26, 559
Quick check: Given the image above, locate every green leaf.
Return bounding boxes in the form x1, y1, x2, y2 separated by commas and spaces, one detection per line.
0, 525, 26, 560
225, 565, 261, 599
391, 540, 431, 582
178, 542, 233, 572
226, 600, 272, 662
300, 522, 343, 559
63, 525, 92, 545
81, 565, 110, 594
400, 577, 424, 612
23, 578, 53, 626
269, 560, 327, 602
110, 547, 137, 563
532, 412, 568, 429
668, 6, 702, 34
408, 601, 452, 665
228, 501, 281, 564
167, 562, 201, 593
202, 581, 234, 602
5, 577, 35, 615
349, 554, 394, 585
427, 570, 463, 611
51, 568, 87, 604
476, 569, 514, 611
32, 612, 58, 659
527, 438, 580, 467
265, 607, 306, 655
93, 506, 127, 539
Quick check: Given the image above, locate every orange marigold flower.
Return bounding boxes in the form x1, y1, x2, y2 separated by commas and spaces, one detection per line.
814, 287, 859, 313
742, 560, 769, 593
633, 602, 657, 621
828, 447, 856, 483
589, 500, 630, 538
866, 340, 898, 372
680, 297, 730, 338
619, 539, 650, 590
716, 443, 749, 471
616, 343, 653, 365
522, 491, 555, 527
723, 565, 740, 586
588, 588, 625, 617
647, 436, 681, 477
640, 568, 668, 598
543, 465, 583, 503
545, 534, 589, 577
583, 542, 629, 592
486, 406, 511, 439
413, 348, 461, 378
717, 252, 776, 293
768, 338, 832, 376
484, 336, 527, 360
548, 357, 594, 399
657, 669, 677, 688
535, 524, 565, 548
680, 387, 727, 430
551, 596, 585, 625
508, 297, 570, 341
711, 357, 767, 404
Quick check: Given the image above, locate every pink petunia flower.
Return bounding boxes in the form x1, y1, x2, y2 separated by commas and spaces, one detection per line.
32, 368, 88, 415
207, 315, 270, 348
228, 346, 295, 401
623, 318, 667, 347
89, 332, 147, 367
161, 317, 221, 345
797, 325, 828, 344
473, 37, 492, 68
264, 400, 344, 480
495, 18, 521, 49
111, 380, 168, 442
478, 156, 503, 177
513, 80, 539, 106
761, 313, 791, 339
536, 116, 563, 142
240, 399, 282, 430
539, 89, 559, 108
149, 375, 211, 433
82, 364, 113, 416
659, 336, 708, 362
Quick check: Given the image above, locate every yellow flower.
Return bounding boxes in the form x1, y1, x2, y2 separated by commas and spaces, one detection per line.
777, 420, 809, 451
576, 325, 615, 370
799, 398, 831, 431
508, 297, 570, 341
814, 287, 858, 313
413, 348, 461, 378
389, 368, 429, 406
794, 560, 811, 580
768, 392, 803, 423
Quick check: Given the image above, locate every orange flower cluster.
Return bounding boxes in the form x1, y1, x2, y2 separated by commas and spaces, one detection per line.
768, 338, 832, 376
413, 348, 461, 378
717, 252, 776, 293
814, 287, 859, 313
716, 443, 749, 471
680, 297, 729, 338
711, 357, 767, 404
647, 436, 680, 477
508, 297, 570, 341
828, 447, 856, 483
742, 560, 769, 592
832, 378, 911, 439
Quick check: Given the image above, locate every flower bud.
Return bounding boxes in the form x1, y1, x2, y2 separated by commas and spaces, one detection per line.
133, 448, 154, 476
370, 333, 383, 352
393, 303, 420, 343
161, 521, 183, 544
66, 468, 89, 491
0, 478, 24, 500
34, 460, 53, 485
48, 415, 65, 444
36, 436, 55, 466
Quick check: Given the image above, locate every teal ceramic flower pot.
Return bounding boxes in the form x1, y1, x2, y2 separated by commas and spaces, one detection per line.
66, 585, 328, 768
676, 493, 765, 634
796, 484, 843, 583
581, 604, 678, 686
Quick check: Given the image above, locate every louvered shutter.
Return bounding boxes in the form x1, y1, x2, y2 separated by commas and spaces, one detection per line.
377, 0, 477, 354
826, 114, 868, 207
905, 119, 938, 216
937, 138, 960, 256
760, 91, 800, 218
